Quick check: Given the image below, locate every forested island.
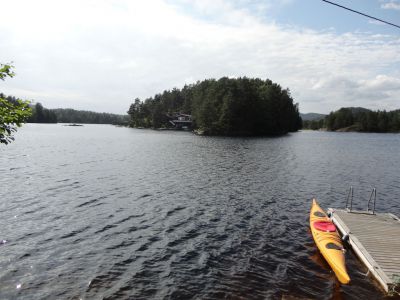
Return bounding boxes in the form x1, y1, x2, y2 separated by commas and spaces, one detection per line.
128, 77, 302, 136
302, 107, 400, 132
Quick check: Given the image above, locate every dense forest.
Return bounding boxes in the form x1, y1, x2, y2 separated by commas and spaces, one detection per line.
128, 77, 302, 136
27, 103, 58, 123
28, 105, 129, 125
302, 107, 400, 132
52, 108, 129, 125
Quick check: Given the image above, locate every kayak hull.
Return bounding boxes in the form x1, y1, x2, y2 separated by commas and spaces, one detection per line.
310, 199, 350, 284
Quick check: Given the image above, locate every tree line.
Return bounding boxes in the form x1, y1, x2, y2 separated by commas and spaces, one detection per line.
302, 107, 400, 132
1, 92, 129, 125
52, 108, 129, 125
1, 94, 57, 123
128, 77, 302, 136
27, 102, 58, 123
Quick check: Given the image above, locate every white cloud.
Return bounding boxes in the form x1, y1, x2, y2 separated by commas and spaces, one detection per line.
310, 75, 400, 110
368, 20, 385, 25
0, 0, 399, 114
362, 74, 400, 91
381, 1, 400, 10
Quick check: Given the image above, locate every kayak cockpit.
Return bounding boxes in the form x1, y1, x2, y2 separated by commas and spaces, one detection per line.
313, 221, 337, 232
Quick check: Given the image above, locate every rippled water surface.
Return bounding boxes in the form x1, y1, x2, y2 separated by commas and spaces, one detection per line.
1, 124, 400, 299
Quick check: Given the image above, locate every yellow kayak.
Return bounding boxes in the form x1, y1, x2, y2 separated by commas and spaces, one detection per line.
310, 199, 350, 284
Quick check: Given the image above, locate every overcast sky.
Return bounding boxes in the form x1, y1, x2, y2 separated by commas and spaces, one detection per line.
1, 0, 399, 114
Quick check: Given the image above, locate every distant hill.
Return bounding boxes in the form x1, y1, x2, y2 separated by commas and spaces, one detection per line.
300, 108, 371, 121
344, 107, 371, 115
300, 113, 326, 121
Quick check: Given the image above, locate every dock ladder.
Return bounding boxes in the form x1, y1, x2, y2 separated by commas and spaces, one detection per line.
345, 186, 377, 214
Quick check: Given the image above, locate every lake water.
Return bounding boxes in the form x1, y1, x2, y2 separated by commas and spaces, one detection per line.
1, 124, 399, 299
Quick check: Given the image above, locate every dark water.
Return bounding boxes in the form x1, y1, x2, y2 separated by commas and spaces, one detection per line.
1, 124, 399, 300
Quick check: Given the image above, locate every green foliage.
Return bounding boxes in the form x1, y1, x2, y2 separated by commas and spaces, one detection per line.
0, 97, 32, 144
128, 77, 302, 136
0, 63, 15, 81
0, 64, 32, 145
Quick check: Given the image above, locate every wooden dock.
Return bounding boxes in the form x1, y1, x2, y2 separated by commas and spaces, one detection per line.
328, 208, 400, 293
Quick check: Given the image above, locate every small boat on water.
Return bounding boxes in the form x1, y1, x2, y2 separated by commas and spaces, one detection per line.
310, 199, 350, 284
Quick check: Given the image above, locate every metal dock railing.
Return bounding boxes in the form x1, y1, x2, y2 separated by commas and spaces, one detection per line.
328, 187, 400, 294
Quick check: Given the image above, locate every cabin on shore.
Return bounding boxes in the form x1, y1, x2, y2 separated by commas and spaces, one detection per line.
167, 113, 192, 130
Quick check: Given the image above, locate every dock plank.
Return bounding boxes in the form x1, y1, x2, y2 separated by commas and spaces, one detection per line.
328, 209, 400, 293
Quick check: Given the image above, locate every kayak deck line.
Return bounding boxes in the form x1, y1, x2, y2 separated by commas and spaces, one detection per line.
328, 207, 400, 294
